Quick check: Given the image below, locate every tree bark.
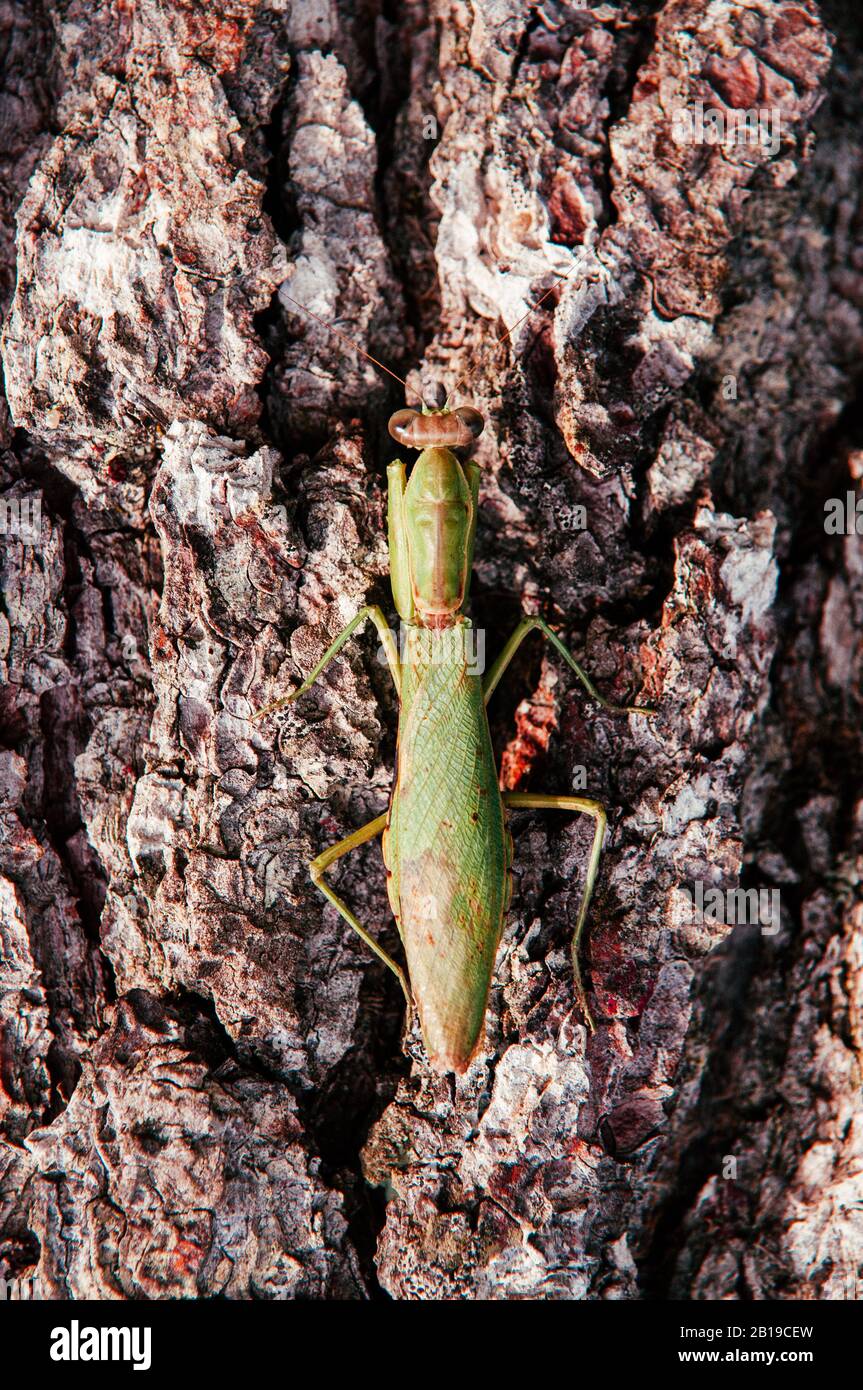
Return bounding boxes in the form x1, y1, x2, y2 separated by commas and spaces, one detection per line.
0, 0, 860, 1300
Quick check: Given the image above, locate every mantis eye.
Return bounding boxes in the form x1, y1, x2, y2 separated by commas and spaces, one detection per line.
388, 409, 422, 445
453, 406, 484, 439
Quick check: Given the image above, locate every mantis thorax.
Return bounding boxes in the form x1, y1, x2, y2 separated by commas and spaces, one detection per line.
387, 406, 484, 629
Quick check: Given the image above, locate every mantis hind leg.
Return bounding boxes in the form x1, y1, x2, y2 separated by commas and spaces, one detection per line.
309, 812, 412, 1008
503, 792, 607, 1031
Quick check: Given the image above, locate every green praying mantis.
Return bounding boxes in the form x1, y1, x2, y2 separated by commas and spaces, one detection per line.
254, 287, 653, 1073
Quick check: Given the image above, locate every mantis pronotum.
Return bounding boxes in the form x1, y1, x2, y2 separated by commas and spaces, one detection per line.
255, 282, 652, 1073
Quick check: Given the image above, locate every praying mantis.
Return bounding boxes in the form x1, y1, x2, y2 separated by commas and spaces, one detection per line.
255, 288, 653, 1073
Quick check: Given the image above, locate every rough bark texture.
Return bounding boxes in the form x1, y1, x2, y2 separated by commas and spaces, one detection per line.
0, 0, 860, 1300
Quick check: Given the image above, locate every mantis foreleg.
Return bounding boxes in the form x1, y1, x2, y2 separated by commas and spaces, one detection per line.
309, 812, 412, 1008
484, 615, 651, 715
254, 604, 401, 719
503, 792, 607, 1031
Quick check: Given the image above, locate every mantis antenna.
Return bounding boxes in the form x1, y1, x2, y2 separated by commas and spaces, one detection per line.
282, 290, 431, 410
445, 261, 580, 409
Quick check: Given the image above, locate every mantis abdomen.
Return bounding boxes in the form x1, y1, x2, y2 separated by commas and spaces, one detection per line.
383, 622, 512, 1072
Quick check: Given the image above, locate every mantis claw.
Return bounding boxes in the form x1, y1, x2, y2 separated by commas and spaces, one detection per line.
622, 702, 656, 719
574, 981, 597, 1033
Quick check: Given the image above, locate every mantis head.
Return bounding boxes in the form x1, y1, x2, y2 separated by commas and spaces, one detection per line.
388, 404, 484, 455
